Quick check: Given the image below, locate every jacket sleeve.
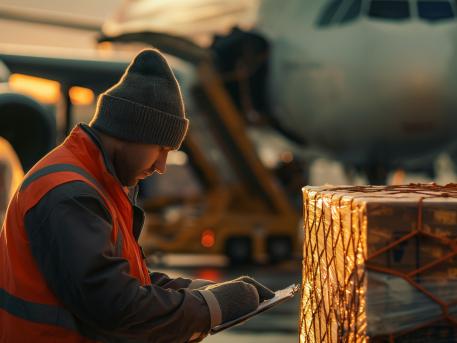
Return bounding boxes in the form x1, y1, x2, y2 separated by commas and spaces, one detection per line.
149, 271, 193, 290
24, 181, 211, 342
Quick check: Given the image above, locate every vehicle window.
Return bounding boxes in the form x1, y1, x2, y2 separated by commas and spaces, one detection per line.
317, 0, 343, 27
340, 0, 363, 23
418, 1, 454, 21
368, 0, 410, 19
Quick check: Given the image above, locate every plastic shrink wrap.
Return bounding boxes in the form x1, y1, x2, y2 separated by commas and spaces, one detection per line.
300, 184, 457, 343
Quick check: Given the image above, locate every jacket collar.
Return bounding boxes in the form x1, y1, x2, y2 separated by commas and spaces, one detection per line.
81, 124, 140, 203
65, 124, 140, 203
79, 123, 118, 179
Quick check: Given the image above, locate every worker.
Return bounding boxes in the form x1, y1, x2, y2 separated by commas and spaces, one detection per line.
0, 49, 275, 342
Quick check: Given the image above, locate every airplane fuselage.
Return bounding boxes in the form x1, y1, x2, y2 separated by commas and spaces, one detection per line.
257, 0, 457, 174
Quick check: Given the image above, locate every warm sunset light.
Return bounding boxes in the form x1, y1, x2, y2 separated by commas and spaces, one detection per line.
9, 74, 60, 104
69, 86, 95, 105
97, 41, 114, 51
97, 41, 117, 59
0, 137, 24, 202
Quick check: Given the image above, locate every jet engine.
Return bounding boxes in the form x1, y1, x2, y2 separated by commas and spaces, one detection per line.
0, 91, 56, 172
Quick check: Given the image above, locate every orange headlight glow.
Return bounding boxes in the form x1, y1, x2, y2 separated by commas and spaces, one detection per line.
201, 229, 215, 248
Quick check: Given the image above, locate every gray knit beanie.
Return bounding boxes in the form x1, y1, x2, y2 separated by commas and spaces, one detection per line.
90, 49, 189, 149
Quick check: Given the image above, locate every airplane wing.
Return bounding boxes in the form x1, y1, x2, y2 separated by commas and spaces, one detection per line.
0, 45, 129, 93
102, 0, 260, 45
0, 3, 102, 32
98, 31, 208, 65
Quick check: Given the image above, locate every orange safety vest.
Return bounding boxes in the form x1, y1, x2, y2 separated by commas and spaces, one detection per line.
0, 125, 151, 342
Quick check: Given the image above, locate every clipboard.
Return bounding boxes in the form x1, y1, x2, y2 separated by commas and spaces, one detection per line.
210, 283, 300, 335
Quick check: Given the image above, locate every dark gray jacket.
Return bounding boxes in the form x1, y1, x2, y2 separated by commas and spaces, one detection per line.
23, 124, 210, 342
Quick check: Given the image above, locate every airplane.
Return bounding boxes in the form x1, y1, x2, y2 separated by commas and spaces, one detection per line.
98, 0, 457, 184
1, 0, 457, 185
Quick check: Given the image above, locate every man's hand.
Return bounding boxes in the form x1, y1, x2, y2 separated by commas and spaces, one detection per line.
205, 281, 259, 324
231, 276, 275, 302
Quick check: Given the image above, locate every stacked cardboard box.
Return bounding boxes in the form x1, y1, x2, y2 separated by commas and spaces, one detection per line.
300, 184, 457, 343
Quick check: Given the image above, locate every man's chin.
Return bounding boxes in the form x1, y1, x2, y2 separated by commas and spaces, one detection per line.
121, 174, 149, 187
129, 179, 140, 187
120, 177, 138, 187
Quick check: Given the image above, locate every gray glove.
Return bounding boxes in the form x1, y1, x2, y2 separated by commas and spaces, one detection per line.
204, 281, 259, 324
232, 276, 275, 302
188, 278, 216, 290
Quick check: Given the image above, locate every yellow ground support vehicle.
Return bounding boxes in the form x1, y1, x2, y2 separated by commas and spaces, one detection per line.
138, 59, 301, 264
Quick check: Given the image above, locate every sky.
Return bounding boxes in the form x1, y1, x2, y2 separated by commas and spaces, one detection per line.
0, 0, 260, 49
0, 0, 123, 49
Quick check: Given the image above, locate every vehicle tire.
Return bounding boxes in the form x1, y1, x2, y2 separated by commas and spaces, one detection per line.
225, 236, 252, 265
267, 235, 292, 264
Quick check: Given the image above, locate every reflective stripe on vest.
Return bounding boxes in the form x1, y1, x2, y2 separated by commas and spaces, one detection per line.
21, 163, 101, 192
20, 162, 125, 256
0, 288, 80, 332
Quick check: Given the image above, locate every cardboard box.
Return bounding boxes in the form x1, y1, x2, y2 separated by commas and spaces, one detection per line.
300, 184, 457, 343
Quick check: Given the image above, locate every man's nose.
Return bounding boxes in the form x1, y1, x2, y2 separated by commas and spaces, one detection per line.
153, 152, 168, 174
154, 162, 166, 175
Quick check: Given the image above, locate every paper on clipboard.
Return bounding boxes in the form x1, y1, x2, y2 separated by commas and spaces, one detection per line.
210, 283, 300, 335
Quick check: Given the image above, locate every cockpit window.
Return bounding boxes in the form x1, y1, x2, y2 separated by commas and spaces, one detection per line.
418, 1, 454, 21
316, 0, 456, 28
340, 0, 363, 23
368, 1, 410, 20
317, 0, 342, 27
317, 0, 362, 26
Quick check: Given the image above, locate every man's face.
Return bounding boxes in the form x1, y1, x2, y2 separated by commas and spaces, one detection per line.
113, 141, 171, 187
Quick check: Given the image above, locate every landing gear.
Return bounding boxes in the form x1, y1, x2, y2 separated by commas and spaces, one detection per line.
365, 165, 388, 185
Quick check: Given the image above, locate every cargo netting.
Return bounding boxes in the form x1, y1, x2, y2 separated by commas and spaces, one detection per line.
300, 184, 457, 343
